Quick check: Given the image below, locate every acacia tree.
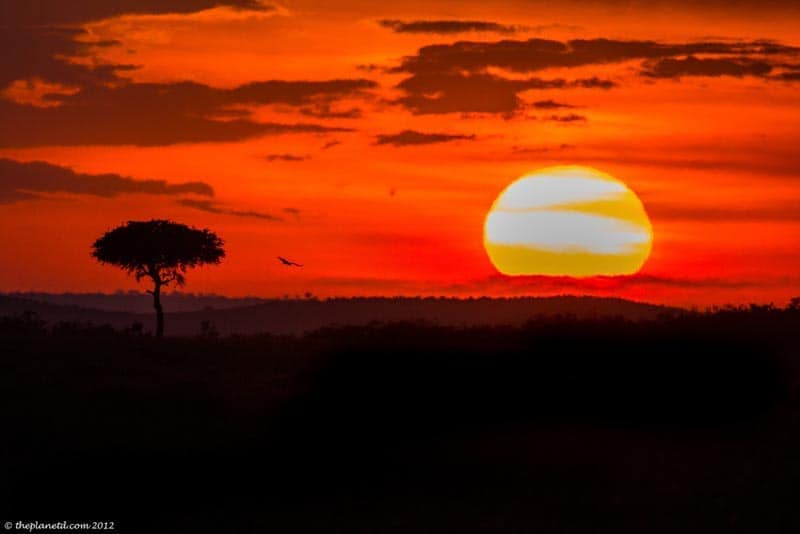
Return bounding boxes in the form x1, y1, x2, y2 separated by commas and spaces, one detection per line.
92, 219, 225, 337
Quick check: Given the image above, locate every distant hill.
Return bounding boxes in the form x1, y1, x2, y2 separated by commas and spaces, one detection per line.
0, 294, 680, 337
3, 291, 268, 313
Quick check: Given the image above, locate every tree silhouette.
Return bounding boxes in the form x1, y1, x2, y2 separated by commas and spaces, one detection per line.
92, 220, 225, 337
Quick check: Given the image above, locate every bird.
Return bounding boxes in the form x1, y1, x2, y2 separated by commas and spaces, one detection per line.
277, 256, 303, 267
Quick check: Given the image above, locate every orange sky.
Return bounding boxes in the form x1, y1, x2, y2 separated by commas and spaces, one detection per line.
1, 0, 799, 306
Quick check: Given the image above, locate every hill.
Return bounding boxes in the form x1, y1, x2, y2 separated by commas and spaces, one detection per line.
3, 291, 268, 313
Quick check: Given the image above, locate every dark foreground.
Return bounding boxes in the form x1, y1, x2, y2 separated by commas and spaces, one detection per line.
2, 307, 800, 532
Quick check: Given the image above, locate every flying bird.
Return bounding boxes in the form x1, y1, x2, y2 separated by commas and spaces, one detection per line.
277, 256, 303, 267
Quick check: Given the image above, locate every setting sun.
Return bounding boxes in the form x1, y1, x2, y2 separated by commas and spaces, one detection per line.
484, 166, 653, 276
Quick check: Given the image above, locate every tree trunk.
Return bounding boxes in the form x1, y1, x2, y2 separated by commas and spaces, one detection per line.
152, 281, 164, 338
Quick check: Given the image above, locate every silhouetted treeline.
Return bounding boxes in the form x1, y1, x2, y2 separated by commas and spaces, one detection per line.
2, 306, 800, 532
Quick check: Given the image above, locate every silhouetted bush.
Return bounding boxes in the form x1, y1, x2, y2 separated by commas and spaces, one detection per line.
0, 310, 46, 335
50, 321, 117, 337
2, 306, 799, 532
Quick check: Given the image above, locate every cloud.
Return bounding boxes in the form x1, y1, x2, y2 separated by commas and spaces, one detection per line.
1, 79, 81, 108
389, 37, 798, 113
396, 72, 554, 115
395, 71, 613, 115
0, 79, 370, 146
572, 77, 617, 89
0, 102, 350, 147
0, 158, 212, 203
642, 56, 773, 78
394, 38, 798, 76
2, 1, 271, 26
177, 198, 281, 220
378, 19, 521, 35
542, 113, 587, 122
767, 62, 800, 81
532, 99, 575, 109
265, 154, 309, 162
0, 27, 136, 90
511, 143, 575, 155
2, 9, 376, 147
776, 71, 800, 81
321, 140, 341, 150
374, 130, 475, 147
0, 158, 289, 219
226, 79, 377, 106
299, 104, 363, 119
1, 2, 272, 91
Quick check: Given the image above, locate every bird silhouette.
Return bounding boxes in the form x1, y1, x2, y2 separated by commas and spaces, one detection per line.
277, 256, 303, 267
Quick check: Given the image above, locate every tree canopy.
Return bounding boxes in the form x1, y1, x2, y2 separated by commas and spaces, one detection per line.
92, 219, 225, 286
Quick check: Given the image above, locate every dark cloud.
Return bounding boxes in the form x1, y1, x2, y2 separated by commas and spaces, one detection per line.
0, 158, 212, 204
1, 2, 271, 90
299, 104, 363, 119
398, 73, 533, 115
0, 157, 288, 219
543, 113, 587, 122
177, 199, 281, 221
265, 154, 309, 162
228, 79, 377, 106
1, 0, 371, 147
572, 76, 617, 89
1, 1, 270, 26
374, 130, 475, 147
768, 63, 800, 81
378, 19, 520, 35
511, 143, 575, 155
395, 72, 612, 115
0, 79, 371, 147
396, 72, 560, 114
532, 99, 575, 109
394, 38, 798, 76
0, 27, 136, 89
642, 56, 773, 78
389, 37, 798, 114
0, 102, 350, 147
321, 140, 341, 150
2, 6, 375, 147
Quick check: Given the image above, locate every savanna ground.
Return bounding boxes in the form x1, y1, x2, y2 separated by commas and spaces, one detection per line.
2, 306, 800, 532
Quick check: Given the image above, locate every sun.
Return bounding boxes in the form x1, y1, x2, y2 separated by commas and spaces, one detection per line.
483, 166, 653, 277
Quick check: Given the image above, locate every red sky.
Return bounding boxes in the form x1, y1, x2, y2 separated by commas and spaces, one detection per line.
1, 0, 799, 306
